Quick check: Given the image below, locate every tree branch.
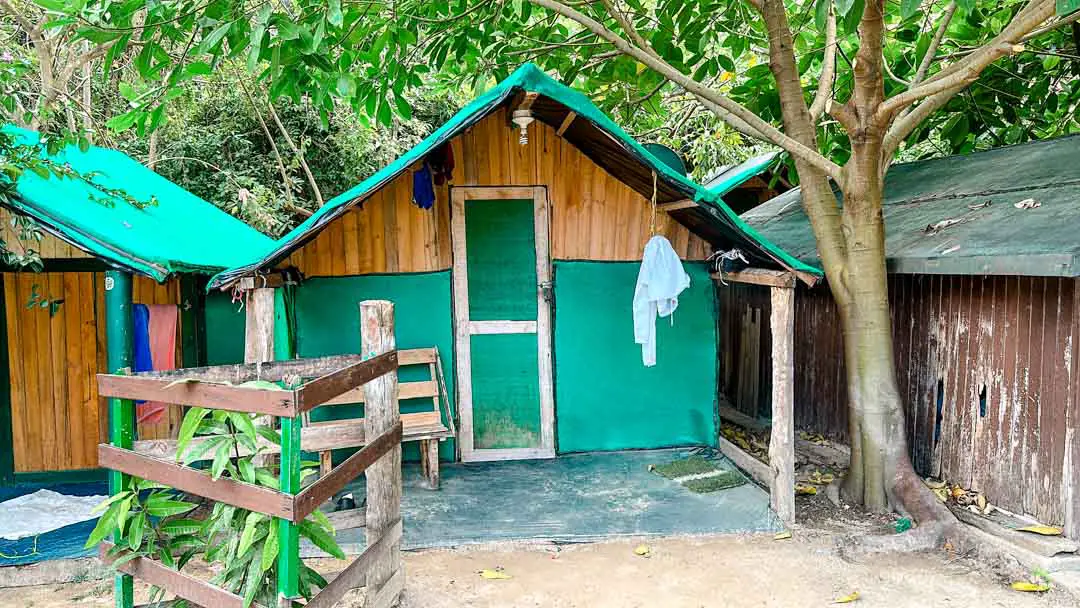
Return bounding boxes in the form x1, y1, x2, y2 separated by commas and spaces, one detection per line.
876, 0, 1055, 120
912, 2, 957, 85
598, 0, 658, 60
527, 0, 843, 181
808, 4, 837, 122
265, 99, 325, 207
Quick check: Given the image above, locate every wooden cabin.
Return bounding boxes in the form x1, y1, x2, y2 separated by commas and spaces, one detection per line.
730, 135, 1080, 539
208, 64, 818, 476
0, 128, 273, 485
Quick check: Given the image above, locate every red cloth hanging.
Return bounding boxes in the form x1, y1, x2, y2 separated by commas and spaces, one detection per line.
136, 304, 178, 424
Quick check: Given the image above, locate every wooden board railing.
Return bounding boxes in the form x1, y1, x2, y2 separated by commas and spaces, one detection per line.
96, 350, 399, 418
98, 444, 296, 520
302, 519, 403, 608
101, 542, 262, 608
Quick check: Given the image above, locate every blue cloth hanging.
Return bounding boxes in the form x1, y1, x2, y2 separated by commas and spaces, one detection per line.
132, 303, 153, 373
412, 163, 436, 210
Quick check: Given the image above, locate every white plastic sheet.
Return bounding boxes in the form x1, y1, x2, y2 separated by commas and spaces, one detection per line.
0, 489, 105, 540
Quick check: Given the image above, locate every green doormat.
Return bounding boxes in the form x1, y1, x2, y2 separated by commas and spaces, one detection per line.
651, 455, 747, 494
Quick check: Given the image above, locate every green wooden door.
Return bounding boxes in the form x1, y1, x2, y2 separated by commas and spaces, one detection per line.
451, 187, 554, 461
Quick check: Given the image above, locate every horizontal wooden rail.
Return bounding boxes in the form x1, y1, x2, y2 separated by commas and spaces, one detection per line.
296, 351, 398, 413
303, 520, 403, 608
101, 542, 262, 608
98, 444, 295, 520
711, 268, 795, 289
293, 422, 402, 521
321, 379, 436, 407
124, 348, 433, 386
97, 374, 297, 417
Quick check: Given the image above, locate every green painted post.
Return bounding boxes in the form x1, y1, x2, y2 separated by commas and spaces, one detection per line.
0, 275, 15, 486
273, 288, 300, 607
104, 270, 134, 608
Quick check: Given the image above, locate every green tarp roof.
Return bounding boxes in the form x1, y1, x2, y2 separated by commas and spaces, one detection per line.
743, 134, 1080, 277
3, 126, 274, 282
209, 63, 820, 288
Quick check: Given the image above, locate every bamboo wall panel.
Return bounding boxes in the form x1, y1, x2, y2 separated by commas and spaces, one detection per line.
5, 272, 181, 473
0, 210, 92, 260
718, 275, 1078, 533
284, 108, 709, 277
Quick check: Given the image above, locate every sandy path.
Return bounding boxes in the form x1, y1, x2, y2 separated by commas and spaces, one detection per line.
5, 530, 1074, 608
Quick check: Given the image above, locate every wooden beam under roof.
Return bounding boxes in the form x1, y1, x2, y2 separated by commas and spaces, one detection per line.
556, 111, 577, 136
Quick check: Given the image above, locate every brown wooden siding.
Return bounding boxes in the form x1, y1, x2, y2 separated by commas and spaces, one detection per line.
0, 209, 93, 260
284, 108, 710, 277
718, 275, 1079, 535
5, 272, 182, 472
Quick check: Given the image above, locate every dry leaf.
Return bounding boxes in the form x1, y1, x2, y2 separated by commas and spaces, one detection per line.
833, 591, 860, 603
795, 483, 818, 496
479, 568, 511, 580
1011, 581, 1050, 592
633, 544, 651, 557
923, 478, 946, 490
976, 494, 987, 511
773, 531, 792, 541
1016, 525, 1062, 536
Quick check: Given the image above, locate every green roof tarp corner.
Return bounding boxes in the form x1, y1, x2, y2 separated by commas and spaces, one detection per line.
209, 63, 821, 288
2, 126, 274, 282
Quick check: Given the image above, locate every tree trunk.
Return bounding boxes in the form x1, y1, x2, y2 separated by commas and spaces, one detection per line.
824, 146, 955, 530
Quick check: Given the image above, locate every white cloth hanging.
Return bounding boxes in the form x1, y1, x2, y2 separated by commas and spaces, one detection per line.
633, 235, 691, 367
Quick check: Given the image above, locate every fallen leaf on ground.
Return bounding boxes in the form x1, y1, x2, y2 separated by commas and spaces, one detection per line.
795, 483, 817, 496
1016, 525, 1063, 536
1011, 581, 1050, 592
479, 568, 511, 580
833, 591, 860, 603
773, 531, 792, 540
633, 544, 651, 557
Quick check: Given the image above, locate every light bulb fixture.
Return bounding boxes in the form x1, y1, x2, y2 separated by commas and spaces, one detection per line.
512, 109, 534, 145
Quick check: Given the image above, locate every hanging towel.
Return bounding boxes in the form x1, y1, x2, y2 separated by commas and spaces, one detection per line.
132, 304, 153, 373
412, 163, 436, 209
139, 304, 178, 424
633, 235, 691, 367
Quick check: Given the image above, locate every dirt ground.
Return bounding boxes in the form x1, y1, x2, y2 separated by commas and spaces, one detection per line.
6, 528, 1076, 608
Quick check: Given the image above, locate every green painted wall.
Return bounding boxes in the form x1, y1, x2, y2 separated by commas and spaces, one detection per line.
293, 272, 456, 462
204, 291, 246, 365
552, 261, 718, 453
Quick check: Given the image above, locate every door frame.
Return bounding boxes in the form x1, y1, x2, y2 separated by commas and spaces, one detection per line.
450, 185, 555, 462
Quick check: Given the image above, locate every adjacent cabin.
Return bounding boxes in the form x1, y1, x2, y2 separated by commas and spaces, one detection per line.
729, 135, 1080, 538
208, 64, 819, 475
0, 127, 273, 484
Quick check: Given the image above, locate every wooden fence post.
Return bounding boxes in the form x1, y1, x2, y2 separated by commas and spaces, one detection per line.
104, 270, 135, 608
360, 300, 403, 607
768, 284, 796, 525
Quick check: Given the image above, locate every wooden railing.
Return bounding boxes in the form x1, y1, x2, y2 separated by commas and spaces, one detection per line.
96, 299, 405, 608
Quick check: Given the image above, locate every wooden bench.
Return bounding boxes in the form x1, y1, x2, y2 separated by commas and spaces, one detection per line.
304, 347, 455, 489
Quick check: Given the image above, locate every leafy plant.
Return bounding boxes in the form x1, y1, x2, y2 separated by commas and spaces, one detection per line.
176, 405, 343, 607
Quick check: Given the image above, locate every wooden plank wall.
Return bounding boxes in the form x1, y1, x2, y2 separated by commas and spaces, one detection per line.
0, 209, 92, 260
284, 108, 709, 276
717, 274, 1079, 533
4, 272, 180, 472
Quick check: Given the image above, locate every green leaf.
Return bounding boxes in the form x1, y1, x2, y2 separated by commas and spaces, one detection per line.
254, 469, 280, 490
815, 0, 830, 31
91, 490, 132, 514
177, 407, 210, 459
212, 438, 232, 480
105, 111, 139, 133
85, 501, 123, 548
145, 498, 198, 518
237, 457, 256, 484
260, 525, 279, 572
238, 512, 267, 558
241, 546, 265, 608
834, 0, 854, 16
128, 512, 146, 551
299, 520, 345, 559
900, 0, 920, 20
159, 518, 204, 536
328, 0, 343, 27
183, 434, 227, 465
229, 412, 258, 444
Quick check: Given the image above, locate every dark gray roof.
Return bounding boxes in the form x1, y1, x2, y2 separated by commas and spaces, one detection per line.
742, 135, 1080, 277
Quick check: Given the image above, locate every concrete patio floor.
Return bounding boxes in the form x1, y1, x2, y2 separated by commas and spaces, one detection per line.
320, 448, 781, 556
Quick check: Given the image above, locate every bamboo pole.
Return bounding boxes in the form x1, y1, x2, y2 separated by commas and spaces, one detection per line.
104, 270, 135, 608
360, 300, 403, 608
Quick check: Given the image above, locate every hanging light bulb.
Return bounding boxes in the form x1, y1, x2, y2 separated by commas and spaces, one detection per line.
512, 109, 534, 145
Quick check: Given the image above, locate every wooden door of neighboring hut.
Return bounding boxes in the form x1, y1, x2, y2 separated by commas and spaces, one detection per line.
451, 186, 555, 461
